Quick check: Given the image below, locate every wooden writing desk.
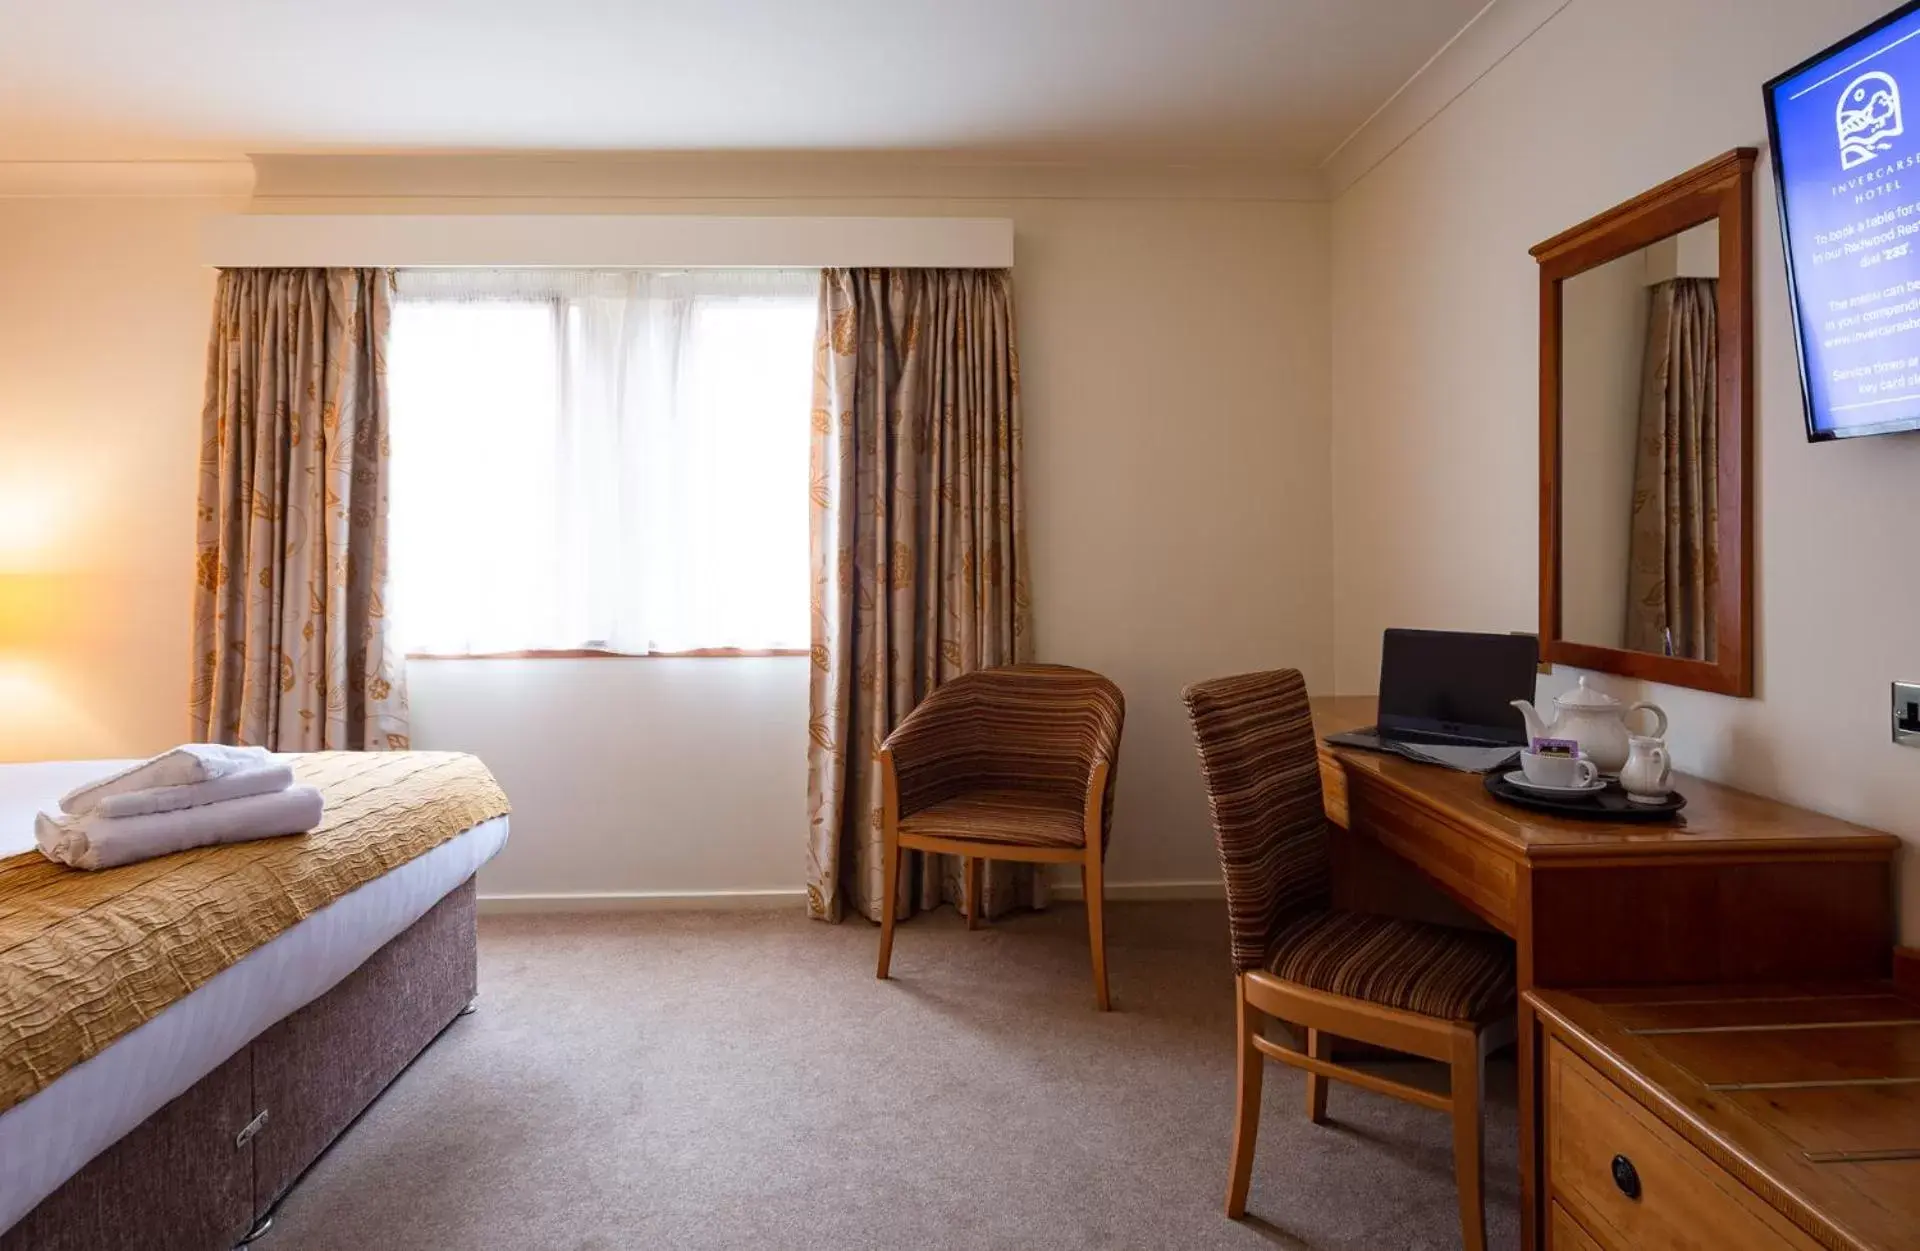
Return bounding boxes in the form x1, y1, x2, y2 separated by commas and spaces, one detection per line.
1309, 697, 1901, 1251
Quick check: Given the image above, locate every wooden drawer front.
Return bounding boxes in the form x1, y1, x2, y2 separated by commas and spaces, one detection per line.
1549, 1202, 1607, 1251
1547, 1040, 1820, 1251
1349, 777, 1517, 930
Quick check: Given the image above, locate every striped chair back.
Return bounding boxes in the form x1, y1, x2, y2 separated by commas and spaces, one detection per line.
1183, 669, 1333, 972
890, 665, 1125, 847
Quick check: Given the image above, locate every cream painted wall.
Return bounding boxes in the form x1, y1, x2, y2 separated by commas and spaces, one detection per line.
407, 657, 810, 898
1330, 0, 1920, 940
0, 174, 1333, 899
0, 197, 228, 762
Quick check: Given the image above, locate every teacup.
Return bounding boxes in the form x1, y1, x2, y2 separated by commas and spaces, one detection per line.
1519, 749, 1599, 790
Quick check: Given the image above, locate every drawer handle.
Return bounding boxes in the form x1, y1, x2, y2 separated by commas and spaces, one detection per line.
235, 1108, 268, 1150
1611, 1153, 1642, 1201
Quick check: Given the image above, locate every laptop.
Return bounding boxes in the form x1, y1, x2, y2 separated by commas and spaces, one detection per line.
1325, 629, 1538, 772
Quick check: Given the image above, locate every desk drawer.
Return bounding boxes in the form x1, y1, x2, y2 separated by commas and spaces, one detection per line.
1348, 777, 1517, 930
1546, 1039, 1820, 1251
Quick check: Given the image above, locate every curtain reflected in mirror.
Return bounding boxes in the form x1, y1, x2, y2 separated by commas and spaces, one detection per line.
1558, 222, 1720, 662
1625, 279, 1717, 660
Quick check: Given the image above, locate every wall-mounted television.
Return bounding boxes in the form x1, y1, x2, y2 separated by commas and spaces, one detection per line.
1766, 1, 1920, 441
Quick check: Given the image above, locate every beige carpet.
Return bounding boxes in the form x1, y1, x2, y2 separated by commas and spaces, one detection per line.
265, 902, 1519, 1250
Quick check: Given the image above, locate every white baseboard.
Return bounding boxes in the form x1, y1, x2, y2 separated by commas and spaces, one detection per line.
478, 879, 1223, 914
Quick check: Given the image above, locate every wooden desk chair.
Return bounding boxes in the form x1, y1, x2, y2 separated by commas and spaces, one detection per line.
1183, 669, 1516, 1251
875, 664, 1126, 1009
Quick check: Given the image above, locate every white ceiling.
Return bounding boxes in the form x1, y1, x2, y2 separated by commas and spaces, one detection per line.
0, 0, 1492, 167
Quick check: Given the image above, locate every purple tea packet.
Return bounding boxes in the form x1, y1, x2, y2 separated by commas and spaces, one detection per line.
1530, 737, 1579, 757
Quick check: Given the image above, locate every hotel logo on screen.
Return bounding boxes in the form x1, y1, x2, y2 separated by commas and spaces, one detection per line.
1765, 0, 1920, 439
1839, 71, 1905, 169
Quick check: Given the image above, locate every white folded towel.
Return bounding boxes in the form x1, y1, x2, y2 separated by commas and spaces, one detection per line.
60, 744, 274, 817
93, 763, 296, 819
36, 785, 325, 871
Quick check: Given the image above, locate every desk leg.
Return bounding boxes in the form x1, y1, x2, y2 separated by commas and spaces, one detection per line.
1514, 867, 1541, 1251
1517, 996, 1542, 1251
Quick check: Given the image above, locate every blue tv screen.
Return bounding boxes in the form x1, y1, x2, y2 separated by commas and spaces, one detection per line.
1767, 1, 1920, 440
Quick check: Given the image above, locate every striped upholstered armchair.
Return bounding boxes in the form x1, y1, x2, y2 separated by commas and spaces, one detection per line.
1183, 669, 1514, 1250
874, 664, 1125, 1009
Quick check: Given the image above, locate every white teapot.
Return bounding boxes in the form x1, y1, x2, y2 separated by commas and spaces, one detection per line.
1512, 677, 1667, 775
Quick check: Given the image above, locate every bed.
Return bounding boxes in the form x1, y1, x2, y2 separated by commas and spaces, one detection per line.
0, 752, 510, 1250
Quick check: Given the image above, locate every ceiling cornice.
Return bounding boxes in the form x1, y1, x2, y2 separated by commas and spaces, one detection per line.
1320, 0, 1574, 198
0, 160, 254, 198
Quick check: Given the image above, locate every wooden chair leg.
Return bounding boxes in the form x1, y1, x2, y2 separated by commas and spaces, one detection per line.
1449, 1026, 1488, 1251
1227, 976, 1265, 1218
966, 856, 983, 930
1083, 850, 1110, 1010
1305, 1027, 1332, 1124
876, 831, 901, 980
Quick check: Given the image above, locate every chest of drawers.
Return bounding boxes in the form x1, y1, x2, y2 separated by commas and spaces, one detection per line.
1533, 985, 1920, 1250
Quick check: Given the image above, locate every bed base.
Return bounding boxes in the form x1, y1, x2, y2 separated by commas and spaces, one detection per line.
1, 877, 479, 1251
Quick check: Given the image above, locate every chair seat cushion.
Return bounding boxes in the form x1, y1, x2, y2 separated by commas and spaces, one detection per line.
898, 789, 1086, 850
1261, 910, 1515, 1022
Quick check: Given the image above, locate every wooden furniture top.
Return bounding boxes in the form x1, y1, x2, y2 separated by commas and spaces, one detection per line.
1310, 697, 1900, 863
1531, 983, 1920, 1251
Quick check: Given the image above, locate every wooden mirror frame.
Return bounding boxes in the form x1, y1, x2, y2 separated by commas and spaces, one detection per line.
1531, 148, 1755, 697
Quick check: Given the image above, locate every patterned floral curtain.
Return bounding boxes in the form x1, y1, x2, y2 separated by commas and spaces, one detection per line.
190, 268, 409, 750
806, 269, 1031, 924
1624, 278, 1718, 660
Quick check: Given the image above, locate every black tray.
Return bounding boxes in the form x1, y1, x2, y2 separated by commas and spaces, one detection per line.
1482, 771, 1686, 821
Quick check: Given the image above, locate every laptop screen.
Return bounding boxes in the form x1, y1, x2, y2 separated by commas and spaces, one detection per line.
1377, 629, 1537, 745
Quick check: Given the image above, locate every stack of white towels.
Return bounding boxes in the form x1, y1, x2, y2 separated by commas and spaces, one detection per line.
36, 744, 325, 871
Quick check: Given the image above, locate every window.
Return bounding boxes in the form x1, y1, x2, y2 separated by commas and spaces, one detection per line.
388, 268, 818, 656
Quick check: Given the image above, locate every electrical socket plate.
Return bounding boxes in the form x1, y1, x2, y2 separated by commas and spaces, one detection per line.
1894, 682, 1920, 747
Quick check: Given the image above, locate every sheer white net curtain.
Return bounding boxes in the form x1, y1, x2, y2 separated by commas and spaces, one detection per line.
388, 267, 818, 655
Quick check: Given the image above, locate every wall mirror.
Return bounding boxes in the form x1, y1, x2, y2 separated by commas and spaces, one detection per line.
1532, 149, 1755, 696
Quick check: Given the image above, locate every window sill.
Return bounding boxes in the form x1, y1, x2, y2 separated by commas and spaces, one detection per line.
405, 648, 809, 661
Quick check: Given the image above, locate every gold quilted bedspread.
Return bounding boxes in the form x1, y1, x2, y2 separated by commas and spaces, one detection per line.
0, 751, 510, 1114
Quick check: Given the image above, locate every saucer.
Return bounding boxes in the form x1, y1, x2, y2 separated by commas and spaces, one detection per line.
1501, 770, 1606, 797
